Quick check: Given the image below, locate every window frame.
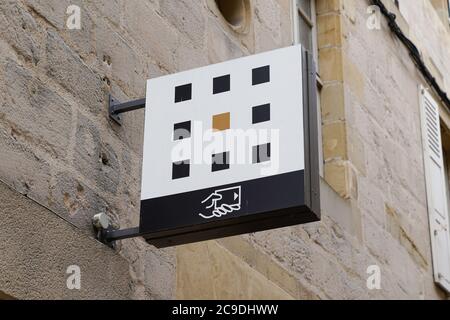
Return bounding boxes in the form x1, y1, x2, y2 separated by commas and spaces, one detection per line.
292, 0, 323, 176
292, 0, 319, 71
420, 87, 450, 293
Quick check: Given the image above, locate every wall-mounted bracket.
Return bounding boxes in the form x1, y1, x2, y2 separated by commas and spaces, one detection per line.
93, 213, 143, 248
108, 94, 146, 125
102, 227, 142, 242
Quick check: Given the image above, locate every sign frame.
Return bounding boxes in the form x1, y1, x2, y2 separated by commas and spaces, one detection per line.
134, 47, 320, 248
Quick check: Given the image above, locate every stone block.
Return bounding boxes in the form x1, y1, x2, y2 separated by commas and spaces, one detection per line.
43, 30, 105, 114
0, 1, 41, 64
0, 125, 52, 208
73, 113, 121, 196
1, 59, 72, 160
316, 0, 341, 15
176, 241, 294, 300
317, 13, 342, 49
322, 121, 348, 161
123, 1, 178, 72
160, 0, 206, 48
324, 161, 351, 199
207, 19, 245, 63
0, 180, 132, 300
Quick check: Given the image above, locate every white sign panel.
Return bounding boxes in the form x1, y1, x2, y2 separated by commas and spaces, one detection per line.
139, 46, 320, 247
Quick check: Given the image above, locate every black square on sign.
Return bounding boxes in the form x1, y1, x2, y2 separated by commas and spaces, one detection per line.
252, 65, 270, 85
252, 104, 271, 124
212, 152, 230, 172
172, 160, 190, 179
173, 121, 191, 140
252, 143, 271, 164
175, 84, 192, 103
213, 75, 231, 94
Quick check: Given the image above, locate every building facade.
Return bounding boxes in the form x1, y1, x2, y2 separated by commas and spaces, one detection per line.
1, 0, 450, 299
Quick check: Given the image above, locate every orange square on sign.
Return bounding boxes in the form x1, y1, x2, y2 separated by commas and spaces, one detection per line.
212, 112, 230, 131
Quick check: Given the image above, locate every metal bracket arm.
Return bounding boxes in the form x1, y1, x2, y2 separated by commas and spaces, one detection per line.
93, 213, 143, 248
109, 95, 146, 125
98, 227, 143, 246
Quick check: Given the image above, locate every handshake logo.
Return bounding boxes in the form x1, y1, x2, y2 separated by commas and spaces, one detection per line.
199, 186, 242, 220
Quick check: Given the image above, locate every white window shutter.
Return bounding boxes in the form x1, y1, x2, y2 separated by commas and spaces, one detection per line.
420, 87, 450, 293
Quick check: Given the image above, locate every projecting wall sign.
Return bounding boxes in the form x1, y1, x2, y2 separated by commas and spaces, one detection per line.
102, 45, 320, 248
135, 45, 320, 248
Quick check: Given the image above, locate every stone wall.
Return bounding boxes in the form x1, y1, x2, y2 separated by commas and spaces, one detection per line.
231, 0, 450, 300
0, 0, 293, 299
1, 0, 450, 299
179, 0, 450, 299
0, 180, 132, 299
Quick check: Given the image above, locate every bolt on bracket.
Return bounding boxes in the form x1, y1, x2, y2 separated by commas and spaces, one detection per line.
108, 94, 146, 125
93, 213, 142, 248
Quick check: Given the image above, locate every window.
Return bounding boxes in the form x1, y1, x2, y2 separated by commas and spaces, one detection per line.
292, 0, 318, 67
292, 0, 323, 176
419, 87, 450, 293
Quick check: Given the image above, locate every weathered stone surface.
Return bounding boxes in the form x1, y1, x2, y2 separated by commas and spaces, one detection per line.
0, 180, 132, 300
50, 171, 113, 235
1, 0, 449, 300
177, 241, 294, 300
207, 18, 245, 63
1, 59, 72, 160
0, 123, 52, 208
254, 0, 282, 46
73, 113, 120, 195
43, 30, 105, 115
0, 1, 41, 64
123, 1, 178, 72
160, 0, 206, 49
